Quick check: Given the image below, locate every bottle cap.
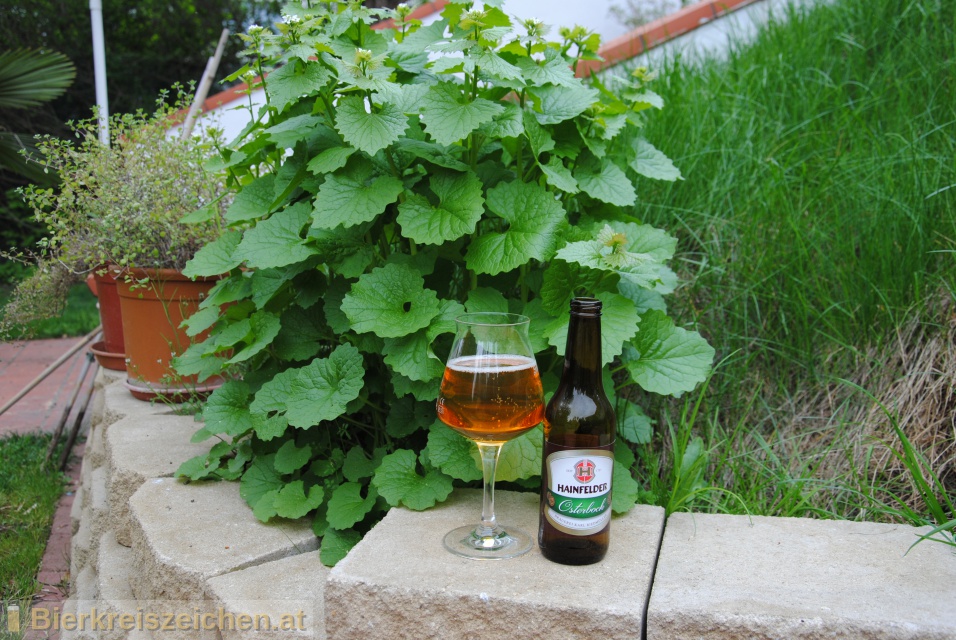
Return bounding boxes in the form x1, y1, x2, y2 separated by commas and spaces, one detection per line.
570, 297, 602, 317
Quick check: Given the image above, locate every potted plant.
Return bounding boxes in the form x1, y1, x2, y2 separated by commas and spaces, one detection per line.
3, 88, 229, 399
174, 2, 713, 565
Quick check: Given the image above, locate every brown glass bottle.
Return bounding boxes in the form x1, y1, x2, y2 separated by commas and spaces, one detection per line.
539, 297, 616, 565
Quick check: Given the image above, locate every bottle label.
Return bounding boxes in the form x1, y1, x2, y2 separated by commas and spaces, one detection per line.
544, 449, 613, 535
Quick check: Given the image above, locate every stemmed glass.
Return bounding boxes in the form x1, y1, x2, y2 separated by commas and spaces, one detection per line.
436, 313, 545, 559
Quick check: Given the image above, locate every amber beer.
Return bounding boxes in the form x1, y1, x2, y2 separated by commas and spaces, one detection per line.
436, 355, 545, 443
539, 298, 616, 565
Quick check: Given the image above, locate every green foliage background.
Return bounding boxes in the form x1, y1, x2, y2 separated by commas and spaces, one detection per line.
176, 0, 713, 565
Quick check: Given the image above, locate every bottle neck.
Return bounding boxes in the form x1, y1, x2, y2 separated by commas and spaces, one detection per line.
562, 312, 602, 381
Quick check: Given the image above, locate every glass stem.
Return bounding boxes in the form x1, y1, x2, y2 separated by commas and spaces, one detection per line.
476, 442, 503, 536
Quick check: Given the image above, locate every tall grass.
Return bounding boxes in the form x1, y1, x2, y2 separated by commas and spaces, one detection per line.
627, 0, 956, 531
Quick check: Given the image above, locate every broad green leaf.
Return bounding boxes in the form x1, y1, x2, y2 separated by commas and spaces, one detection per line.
391, 372, 441, 401
545, 291, 639, 365
312, 164, 403, 229
517, 51, 578, 88
497, 425, 543, 481
320, 527, 361, 566
342, 446, 385, 482
539, 260, 615, 315
465, 180, 565, 275
265, 114, 326, 148
226, 174, 276, 222
214, 318, 252, 349
555, 223, 675, 291
474, 50, 522, 81
252, 489, 280, 522
383, 329, 445, 382
618, 279, 667, 315
335, 96, 408, 155
612, 463, 639, 514
182, 305, 221, 339
237, 202, 313, 269
421, 81, 505, 146
372, 449, 454, 510
172, 341, 228, 383
615, 440, 636, 470
629, 139, 682, 181
273, 306, 325, 361
183, 230, 243, 278
465, 287, 508, 313
227, 310, 282, 364
307, 146, 355, 174
625, 310, 714, 396
376, 82, 430, 114
539, 157, 579, 193
394, 139, 469, 171
176, 454, 216, 482
240, 456, 283, 510
397, 170, 484, 245
530, 83, 598, 125
267, 60, 331, 113
274, 440, 313, 474
425, 422, 481, 482
574, 157, 636, 207
522, 298, 553, 353
274, 480, 324, 519
341, 263, 441, 338
426, 298, 467, 342
251, 344, 365, 427
386, 397, 435, 438
326, 482, 377, 529
609, 223, 676, 264
523, 111, 555, 158
480, 102, 524, 138
202, 381, 256, 437
323, 278, 351, 334
619, 400, 653, 444
255, 414, 289, 441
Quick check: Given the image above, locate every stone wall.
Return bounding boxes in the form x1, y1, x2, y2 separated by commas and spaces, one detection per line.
64, 371, 956, 639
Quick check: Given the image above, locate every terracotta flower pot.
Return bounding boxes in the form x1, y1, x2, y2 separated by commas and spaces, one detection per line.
88, 267, 127, 370
113, 267, 223, 401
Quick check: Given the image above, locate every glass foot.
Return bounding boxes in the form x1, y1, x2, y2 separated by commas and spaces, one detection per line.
443, 523, 534, 560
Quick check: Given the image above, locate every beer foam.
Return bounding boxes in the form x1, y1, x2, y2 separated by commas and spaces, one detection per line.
446, 355, 538, 373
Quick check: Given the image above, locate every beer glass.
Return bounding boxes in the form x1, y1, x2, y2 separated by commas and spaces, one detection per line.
436, 312, 545, 559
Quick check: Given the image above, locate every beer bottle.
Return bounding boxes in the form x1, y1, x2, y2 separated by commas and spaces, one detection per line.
539, 297, 616, 565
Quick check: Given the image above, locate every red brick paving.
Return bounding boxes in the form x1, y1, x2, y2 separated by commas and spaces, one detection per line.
0, 337, 88, 437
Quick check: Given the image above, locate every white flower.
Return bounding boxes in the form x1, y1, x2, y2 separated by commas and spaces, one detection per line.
247, 23, 263, 35
283, 14, 301, 25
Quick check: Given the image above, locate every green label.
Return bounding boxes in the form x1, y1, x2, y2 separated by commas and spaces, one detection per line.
544, 449, 613, 535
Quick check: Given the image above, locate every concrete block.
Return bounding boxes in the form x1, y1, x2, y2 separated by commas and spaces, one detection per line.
98, 530, 221, 640
71, 484, 86, 536
95, 367, 125, 390
89, 466, 110, 543
105, 414, 210, 546
326, 489, 665, 640
87, 387, 106, 429
75, 565, 98, 602
86, 423, 106, 470
127, 477, 319, 605
206, 551, 327, 640
71, 515, 92, 589
646, 512, 956, 639
79, 450, 93, 509
101, 380, 168, 428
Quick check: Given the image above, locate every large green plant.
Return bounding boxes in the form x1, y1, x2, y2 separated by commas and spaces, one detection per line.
176, 0, 714, 565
